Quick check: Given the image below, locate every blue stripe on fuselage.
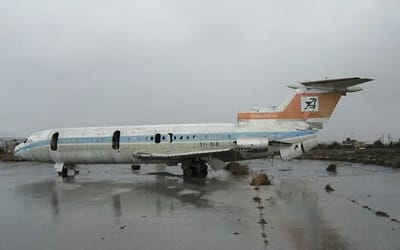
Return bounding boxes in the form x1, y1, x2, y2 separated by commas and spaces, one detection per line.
15, 130, 316, 153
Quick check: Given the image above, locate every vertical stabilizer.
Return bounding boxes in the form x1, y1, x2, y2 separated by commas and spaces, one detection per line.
237, 77, 373, 128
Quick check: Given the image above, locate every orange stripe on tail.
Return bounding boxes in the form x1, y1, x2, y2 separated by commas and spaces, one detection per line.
238, 92, 343, 120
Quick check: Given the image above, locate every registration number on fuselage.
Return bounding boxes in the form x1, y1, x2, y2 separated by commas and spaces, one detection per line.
199, 142, 220, 148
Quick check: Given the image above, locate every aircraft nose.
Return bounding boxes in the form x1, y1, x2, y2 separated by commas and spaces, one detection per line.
14, 144, 23, 158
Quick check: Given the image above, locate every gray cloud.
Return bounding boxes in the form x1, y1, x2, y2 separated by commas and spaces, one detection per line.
1, 0, 399, 142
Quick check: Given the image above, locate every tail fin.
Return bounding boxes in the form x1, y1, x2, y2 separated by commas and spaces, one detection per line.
237, 77, 373, 128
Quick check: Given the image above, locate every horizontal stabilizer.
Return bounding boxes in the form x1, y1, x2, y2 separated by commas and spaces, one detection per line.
298, 77, 373, 91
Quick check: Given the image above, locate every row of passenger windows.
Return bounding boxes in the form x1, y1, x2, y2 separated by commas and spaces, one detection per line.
118, 132, 232, 145
50, 131, 232, 151
148, 133, 232, 143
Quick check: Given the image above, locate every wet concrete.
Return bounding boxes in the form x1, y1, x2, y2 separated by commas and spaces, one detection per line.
0, 160, 399, 250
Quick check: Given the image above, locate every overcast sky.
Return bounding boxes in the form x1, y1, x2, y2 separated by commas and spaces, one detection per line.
1, 0, 399, 142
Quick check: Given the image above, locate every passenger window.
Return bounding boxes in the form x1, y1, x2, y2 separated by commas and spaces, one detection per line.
112, 130, 120, 149
51, 132, 59, 151
155, 133, 161, 143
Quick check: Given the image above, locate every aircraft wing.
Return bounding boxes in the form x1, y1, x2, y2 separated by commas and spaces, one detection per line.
133, 148, 233, 160
299, 77, 373, 91
268, 140, 292, 146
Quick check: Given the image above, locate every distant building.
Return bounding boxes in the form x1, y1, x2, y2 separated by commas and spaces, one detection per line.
342, 137, 367, 149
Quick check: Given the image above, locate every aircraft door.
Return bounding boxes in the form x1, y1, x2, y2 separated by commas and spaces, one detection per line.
49, 132, 63, 163
112, 130, 122, 163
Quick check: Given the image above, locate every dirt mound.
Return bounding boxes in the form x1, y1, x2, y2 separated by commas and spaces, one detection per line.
250, 174, 271, 186
224, 162, 249, 176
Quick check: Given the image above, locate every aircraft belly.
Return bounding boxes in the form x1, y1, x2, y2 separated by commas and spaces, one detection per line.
31, 146, 51, 162
56, 144, 112, 164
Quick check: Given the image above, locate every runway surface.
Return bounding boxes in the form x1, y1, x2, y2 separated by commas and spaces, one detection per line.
0, 160, 399, 250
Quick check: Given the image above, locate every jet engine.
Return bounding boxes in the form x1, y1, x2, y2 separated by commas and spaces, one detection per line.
280, 138, 318, 160
236, 138, 269, 151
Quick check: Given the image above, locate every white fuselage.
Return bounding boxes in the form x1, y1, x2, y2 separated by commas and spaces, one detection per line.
14, 122, 316, 165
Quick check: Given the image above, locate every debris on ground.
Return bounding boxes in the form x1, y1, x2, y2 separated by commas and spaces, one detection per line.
250, 173, 271, 186
120, 225, 127, 229
326, 163, 337, 173
131, 165, 141, 171
258, 218, 267, 225
232, 232, 240, 235
325, 184, 335, 193
375, 211, 389, 218
224, 162, 249, 176
391, 218, 399, 223
253, 197, 262, 203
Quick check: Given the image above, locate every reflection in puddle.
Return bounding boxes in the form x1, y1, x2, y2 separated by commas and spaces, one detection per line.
277, 180, 349, 250
14, 173, 229, 221
112, 195, 122, 217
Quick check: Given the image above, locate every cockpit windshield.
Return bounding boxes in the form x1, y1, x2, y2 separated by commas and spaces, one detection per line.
23, 138, 33, 144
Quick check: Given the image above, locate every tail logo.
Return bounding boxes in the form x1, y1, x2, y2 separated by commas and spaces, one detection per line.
301, 96, 319, 112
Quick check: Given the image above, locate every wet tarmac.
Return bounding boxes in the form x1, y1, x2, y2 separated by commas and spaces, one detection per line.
0, 160, 399, 250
